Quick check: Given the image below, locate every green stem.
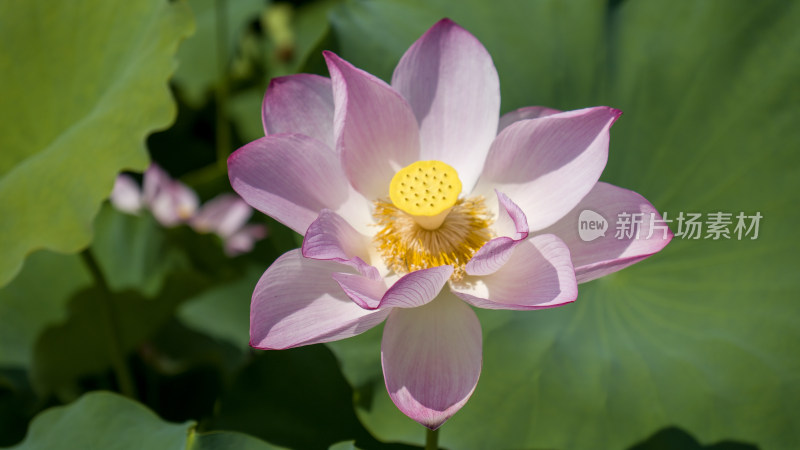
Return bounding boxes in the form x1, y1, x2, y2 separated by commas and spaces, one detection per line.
425, 427, 439, 450
80, 249, 137, 398
215, 0, 231, 170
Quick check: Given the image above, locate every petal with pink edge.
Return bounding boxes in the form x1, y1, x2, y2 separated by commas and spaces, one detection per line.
497, 106, 561, 134
332, 265, 453, 311
474, 106, 621, 231
262, 74, 335, 148
302, 209, 371, 264
381, 290, 482, 429
464, 190, 529, 276
453, 234, 577, 310
539, 182, 673, 283
325, 51, 420, 199
379, 265, 453, 308
391, 19, 499, 193
228, 134, 369, 235
250, 250, 390, 350
331, 271, 386, 310
302, 209, 379, 282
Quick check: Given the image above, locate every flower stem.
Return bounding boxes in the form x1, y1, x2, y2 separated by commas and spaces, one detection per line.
215, 0, 231, 170
80, 249, 137, 398
425, 427, 439, 450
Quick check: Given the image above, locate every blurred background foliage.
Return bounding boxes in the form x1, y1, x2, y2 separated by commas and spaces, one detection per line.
0, 0, 798, 449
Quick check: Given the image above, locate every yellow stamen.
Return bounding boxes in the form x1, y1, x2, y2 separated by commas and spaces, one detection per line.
373, 196, 492, 280
389, 160, 462, 230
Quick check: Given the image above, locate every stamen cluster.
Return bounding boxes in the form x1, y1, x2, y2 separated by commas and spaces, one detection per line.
372, 196, 492, 280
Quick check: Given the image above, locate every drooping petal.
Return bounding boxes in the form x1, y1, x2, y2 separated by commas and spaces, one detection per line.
250, 250, 390, 350
539, 182, 673, 283
191, 194, 253, 237
334, 265, 453, 310
381, 290, 482, 429
452, 234, 578, 310
473, 106, 622, 231
325, 51, 421, 200
228, 134, 371, 235
302, 209, 379, 280
109, 174, 143, 214
391, 19, 500, 193
379, 266, 453, 308
331, 271, 386, 310
464, 190, 529, 276
302, 209, 371, 264
497, 106, 561, 134
262, 74, 335, 148
224, 224, 267, 256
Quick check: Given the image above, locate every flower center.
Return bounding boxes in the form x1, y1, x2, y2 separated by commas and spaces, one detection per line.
374, 160, 491, 280
389, 160, 462, 230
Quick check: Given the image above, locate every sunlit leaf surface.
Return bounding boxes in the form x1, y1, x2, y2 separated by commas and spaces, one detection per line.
0, 0, 193, 286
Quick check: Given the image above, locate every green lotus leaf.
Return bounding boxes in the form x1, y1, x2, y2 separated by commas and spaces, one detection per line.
91, 205, 190, 297
30, 272, 212, 398
178, 265, 263, 349
173, 0, 265, 105
0, 252, 90, 369
8, 391, 283, 450
0, 0, 194, 287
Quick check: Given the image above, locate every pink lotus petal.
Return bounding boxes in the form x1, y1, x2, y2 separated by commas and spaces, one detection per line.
391, 19, 499, 193
464, 190, 529, 276
539, 182, 673, 283
110, 174, 143, 214
474, 106, 621, 231
331, 271, 386, 310
143, 164, 170, 205
228, 134, 370, 235
262, 74, 335, 149
497, 106, 561, 134
302, 209, 380, 281
191, 194, 253, 237
335, 265, 454, 309
333, 266, 453, 311
142, 164, 199, 226
250, 250, 391, 349
452, 234, 578, 310
324, 51, 421, 200
301, 209, 371, 264
379, 266, 453, 308
224, 224, 267, 257
381, 290, 482, 429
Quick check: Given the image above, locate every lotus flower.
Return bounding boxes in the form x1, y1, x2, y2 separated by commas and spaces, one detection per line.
229, 19, 671, 429
143, 164, 199, 227
191, 194, 268, 256
110, 165, 265, 256
110, 164, 198, 227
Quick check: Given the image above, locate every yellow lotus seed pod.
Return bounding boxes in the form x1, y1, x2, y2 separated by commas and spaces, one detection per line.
389, 160, 462, 230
